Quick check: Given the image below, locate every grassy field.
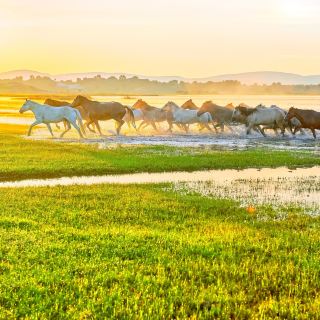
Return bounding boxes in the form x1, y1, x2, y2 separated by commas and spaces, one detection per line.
0, 124, 319, 318
0, 126, 320, 181
0, 184, 319, 318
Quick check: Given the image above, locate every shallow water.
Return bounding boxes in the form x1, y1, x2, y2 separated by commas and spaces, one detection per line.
26, 129, 320, 152
2, 94, 320, 151
0, 167, 319, 214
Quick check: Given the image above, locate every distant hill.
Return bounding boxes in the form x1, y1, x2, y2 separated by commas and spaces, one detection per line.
0, 70, 51, 80
2, 70, 320, 85
197, 72, 320, 85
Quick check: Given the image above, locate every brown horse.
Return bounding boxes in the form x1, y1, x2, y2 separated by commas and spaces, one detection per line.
132, 99, 171, 131
71, 95, 135, 135
44, 98, 71, 130
197, 101, 235, 132
181, 99, 199, 110
286, 107, 320, 139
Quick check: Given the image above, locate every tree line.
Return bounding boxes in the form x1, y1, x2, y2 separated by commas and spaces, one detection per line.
1, 75, 320, 95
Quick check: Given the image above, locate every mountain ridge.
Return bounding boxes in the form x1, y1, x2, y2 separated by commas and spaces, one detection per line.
1, 70, 320, 85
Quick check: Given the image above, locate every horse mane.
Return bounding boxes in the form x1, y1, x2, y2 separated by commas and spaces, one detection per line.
44, 98, 70, 106
236, 106, 256, 116
202, 100, 213, 108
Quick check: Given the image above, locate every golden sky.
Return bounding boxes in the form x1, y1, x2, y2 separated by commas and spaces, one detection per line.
1, 0, 320, 77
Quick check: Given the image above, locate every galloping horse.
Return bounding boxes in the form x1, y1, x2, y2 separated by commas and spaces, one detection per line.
286, 107, 320, 139
19, 100, 85, 138
197, 101, 234, 132
123, 108, 144, 130
233, 104, 286, 136
44, 98, 71, 130
162, 102, 214, 133
181, 99, 199, 110
71, 96, 135, 135
132, 99, 170, 131
44, 98, 97, 132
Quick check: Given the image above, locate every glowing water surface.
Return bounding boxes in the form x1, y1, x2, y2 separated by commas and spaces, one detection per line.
0, 167, 319, 214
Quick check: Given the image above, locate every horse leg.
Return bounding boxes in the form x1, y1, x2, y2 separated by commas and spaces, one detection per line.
70, 120, 84, 139
94, 121, 103, 136
46, 123, 54, 137
56, 123, 61, 130
138, 121, 146, 131
151, 122, 158, 131
60, 122, 71, 138
116, 120, 125, 135
167, 121, 173, 133
86, 121, 96, 133
246, 124, 252, 135
203, 123, 212, 132
311, 128, 317, 139
64, 120, 69, 130
257, 126, 267, 137
277, 121, 285, 137
220, 123, 225, 133
27, 120, 42, 136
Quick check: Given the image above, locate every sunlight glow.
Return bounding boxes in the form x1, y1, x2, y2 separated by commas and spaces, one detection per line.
0, 0, 320, 75
280, 0, 316, 20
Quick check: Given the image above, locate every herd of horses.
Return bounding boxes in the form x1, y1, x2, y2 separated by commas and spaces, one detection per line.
18, 96, 320, 139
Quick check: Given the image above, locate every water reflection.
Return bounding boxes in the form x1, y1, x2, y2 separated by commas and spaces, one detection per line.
0, 167, 319, 214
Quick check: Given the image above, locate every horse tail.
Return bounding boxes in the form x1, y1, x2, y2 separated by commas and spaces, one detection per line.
206, 112, 215, 126
124, 106, 136, 129
197, 109, 205, 117
74, 109, 86, 136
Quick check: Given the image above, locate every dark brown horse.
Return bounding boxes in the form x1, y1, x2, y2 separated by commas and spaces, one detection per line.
71, 95, 135, 135
197, 101, 234, 132
286, 107, 320, 139
44, 98, 71, 107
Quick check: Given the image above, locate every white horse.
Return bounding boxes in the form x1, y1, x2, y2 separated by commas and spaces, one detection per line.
162, 102, 214, 133
19, 100, 85, 138
123, 108, 144, 130
233, 104, 286, 136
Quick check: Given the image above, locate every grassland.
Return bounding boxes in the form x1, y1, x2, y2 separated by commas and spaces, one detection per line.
0, 184, 319, 319
0, 125, 320, 181
0, 124, 320, 318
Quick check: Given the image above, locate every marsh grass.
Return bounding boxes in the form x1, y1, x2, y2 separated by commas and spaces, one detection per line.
171, 176, 320, 216
0, 184, 319, 318
0, 131, 320, 182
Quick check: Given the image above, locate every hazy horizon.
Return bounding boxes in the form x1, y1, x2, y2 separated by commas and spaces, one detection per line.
1, 0, 320, 77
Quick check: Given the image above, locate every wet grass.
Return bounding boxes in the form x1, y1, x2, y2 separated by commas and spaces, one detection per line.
0, 129, 320, 181
0, 184, 319, 318
172, 176, 320, 215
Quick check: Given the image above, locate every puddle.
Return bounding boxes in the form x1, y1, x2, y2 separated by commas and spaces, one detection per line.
0, 167, 319, 215
1, 112, 319, 151
93, 133, 320, 152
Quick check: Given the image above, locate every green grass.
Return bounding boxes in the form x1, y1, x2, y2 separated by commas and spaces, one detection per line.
0, 184, 319, 318
0, 132, 319, 181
